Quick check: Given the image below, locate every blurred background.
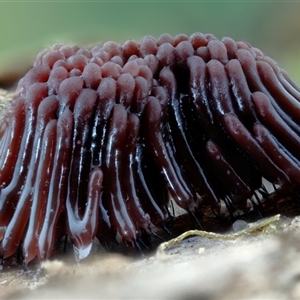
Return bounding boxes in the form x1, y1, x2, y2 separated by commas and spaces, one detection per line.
1, 1, 300, 88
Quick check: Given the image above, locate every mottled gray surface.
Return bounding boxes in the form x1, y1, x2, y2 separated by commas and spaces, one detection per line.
2, 215, 300, 300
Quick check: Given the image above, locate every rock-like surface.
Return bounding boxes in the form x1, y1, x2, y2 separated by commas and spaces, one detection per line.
1, 215, 300, 300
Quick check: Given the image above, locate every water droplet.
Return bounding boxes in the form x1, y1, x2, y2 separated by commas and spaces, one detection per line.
232, 220, 248, 232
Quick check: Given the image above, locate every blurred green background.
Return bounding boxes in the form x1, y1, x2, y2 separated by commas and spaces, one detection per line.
1, 1, 300, 87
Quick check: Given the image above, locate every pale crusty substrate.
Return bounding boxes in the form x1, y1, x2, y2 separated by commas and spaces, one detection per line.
0, 89, 14, 120
1, 215, 300, 300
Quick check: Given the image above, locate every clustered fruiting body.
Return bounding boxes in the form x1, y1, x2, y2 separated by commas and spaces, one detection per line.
1, 32, 300, 264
